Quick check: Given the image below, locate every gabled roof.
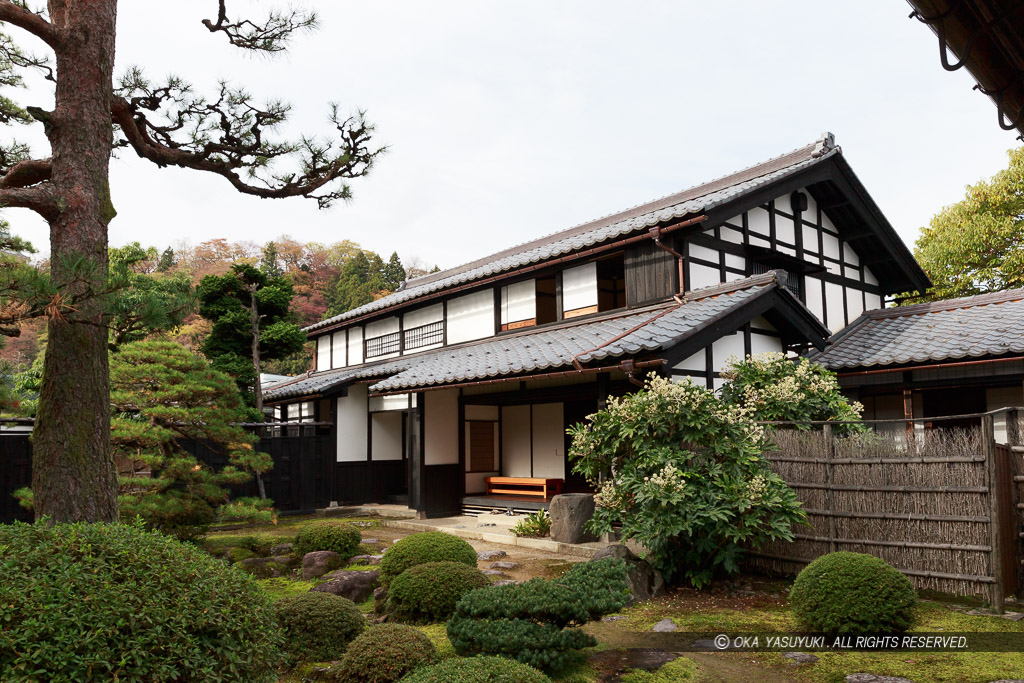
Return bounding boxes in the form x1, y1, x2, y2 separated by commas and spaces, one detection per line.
269, 270, 829, 400
306, 134, 853, 333
809, 287, 1024, 371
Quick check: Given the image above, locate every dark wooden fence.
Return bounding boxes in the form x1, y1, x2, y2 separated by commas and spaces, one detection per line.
748, 409, 1024, 611
0, 428, 337, 522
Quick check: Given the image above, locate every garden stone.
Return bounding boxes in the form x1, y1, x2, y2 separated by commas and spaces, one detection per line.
361, 538, 380, 544
301, 550, 343, 579
349, 554, 383, 565
549, 493, 598, 544
651, 618, 677, 632
591, 544, 666, 605
373, 586, 387, 601
490, 561, 517, 570
846, 676, 915, 683
269, 542, 293, 555
237, 557, 286, 578
477, 550, 506, 561
784, 652, 819, 664
271, 554, 298, 568
311, 569, 379, 603
482, 570, 506, 577
601, 615, 626, 622
492, 579, 520, 586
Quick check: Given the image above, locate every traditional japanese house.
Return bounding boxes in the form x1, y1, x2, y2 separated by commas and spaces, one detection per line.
264, 133, 930, 517
809, 287, 1024, 443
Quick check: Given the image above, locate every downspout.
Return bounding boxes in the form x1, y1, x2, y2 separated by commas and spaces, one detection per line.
649, 225, 685, 302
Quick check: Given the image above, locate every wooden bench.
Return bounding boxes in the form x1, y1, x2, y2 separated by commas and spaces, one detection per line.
485, 477, 564, 499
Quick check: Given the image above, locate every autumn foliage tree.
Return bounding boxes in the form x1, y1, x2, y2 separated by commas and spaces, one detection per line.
0, 2, 380, 522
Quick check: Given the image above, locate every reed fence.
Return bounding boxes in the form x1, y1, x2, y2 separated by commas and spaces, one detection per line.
748, 409, 1024, 612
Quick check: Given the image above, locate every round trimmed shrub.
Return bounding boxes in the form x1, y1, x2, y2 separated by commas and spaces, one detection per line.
387, 561, 489, 622
274, 591, 365, 662
378, 531, 478, 586
789, 551, 917, 634
294, 522, 362, 558
402, 656, 550, 683
329, 624, 436, 682
0, 520, 284, 683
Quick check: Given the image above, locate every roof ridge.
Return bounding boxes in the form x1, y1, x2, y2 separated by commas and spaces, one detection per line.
404, 134, 837, 289
868, 286, 1024, 319
683, 270, 782, 301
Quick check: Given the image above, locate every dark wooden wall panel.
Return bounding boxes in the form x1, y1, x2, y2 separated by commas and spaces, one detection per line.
421, 464, 461, 518
625, 239, 677, 306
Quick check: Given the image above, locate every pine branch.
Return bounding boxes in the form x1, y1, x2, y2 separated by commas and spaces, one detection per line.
0, 1, 58, 48
201, 0, 316, 53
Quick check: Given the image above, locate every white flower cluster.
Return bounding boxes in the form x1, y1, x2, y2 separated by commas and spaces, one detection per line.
644, 463, 686, 495
593, 480, 621, 510
745, 473, 769, 504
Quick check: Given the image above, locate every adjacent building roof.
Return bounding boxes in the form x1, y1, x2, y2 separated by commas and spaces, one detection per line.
306, 134, 843, 333
906, 0, 1024, 137
267, 271, 827, 401
809, 287, 1024, 371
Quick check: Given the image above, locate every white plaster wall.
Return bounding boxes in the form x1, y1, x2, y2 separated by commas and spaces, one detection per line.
424, 388, 459, 465
332, 331, 347, 369
688, 243, 718, 263
337, 384, 368, 462
447, 290, 494, 344
674, 350, 706, 372
532, 402, 565, 479
404, 303, 443, 329
501, 404, 531, 477
846, 288, 865, 321
316, 335, 330, 371
825, 281, 846, 331
805, 276, 824, 323
712, 331, 746, 371
751, 316, 776, 331
750, 332, 783, 356
348, 326, 363, 365
747, 207, 770, 238
865, 292, 882, 311
719, 226, 743, 244
366, 316, 399, 338
562, 262, 598, 312
466, 405, 499, 421
371, 412, 403, 461
689, 263, 720, 290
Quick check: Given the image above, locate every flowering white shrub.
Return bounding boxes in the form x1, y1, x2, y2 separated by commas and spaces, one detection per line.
568, 375, 805, 586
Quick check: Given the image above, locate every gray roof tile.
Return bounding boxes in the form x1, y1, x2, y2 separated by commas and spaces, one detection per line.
809, 288, 1024, 370
269, 272, 789, 400
305, 135, 840, 332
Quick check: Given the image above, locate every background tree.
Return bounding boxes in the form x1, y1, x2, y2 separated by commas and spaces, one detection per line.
0, 2, 381, 522
718, 353, 866, 435
911, 147, 1024, 302
382, 251, 406, 291
111, 340, 273, 540
197, 263, 306, 417
107, 242, 195, 349
325, 250, 388, 316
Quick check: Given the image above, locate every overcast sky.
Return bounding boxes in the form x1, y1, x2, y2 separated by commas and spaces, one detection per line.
6, 2, 1019, 270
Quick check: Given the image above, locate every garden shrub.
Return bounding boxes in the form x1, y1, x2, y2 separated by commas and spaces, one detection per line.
237, 534, 273, 555
789, 551, 917, 634
568, 374, 806, 586
511, 509, 551, 537
274, 591, 365, 662
293, 522, 362, 559
0, 520, 284, 683
387, 561, 489, 622
402, 655, 551, 683
328, 624, 436, 682
447, 558, 629, 671
228, 546, 257, 563
377, 531, 477, 586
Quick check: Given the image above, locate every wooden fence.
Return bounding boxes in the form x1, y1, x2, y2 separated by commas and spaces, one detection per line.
748, 409, 1024, 611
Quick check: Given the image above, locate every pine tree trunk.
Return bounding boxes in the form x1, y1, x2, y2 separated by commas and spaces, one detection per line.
250, 285, 267, 500
31, 0, 119, 522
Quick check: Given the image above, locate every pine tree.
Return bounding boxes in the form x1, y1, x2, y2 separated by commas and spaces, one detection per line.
382, 251, 406, 290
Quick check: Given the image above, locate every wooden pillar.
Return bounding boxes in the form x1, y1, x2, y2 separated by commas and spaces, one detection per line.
983, 413, 1005, 613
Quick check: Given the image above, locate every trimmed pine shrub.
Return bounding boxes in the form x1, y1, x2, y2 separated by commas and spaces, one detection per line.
0, 520, 284, 683
402, 655, 551, 683
387, 561, 489, 623
293, 522, 362, 559
328, 624, 436, 682
789, 551, 917, 634
274, 591, 365, 662
447, 558, 629, 671
378, 531, 477, 587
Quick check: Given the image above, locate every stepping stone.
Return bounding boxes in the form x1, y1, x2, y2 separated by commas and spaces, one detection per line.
601, 615, 626, 622
482, 570, 507, 576
477, 550, 507, 561
846, 675, 915, 683
361, 538, 380, 544
492, 579, 519, 586
348, 554, 383, 565
651, 618, 677, 632
490, 561, 517, 570
784, 652, 819, 664
1000, 612, 1024, 621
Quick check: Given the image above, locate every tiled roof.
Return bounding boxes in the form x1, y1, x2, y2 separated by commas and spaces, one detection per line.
809, 287, 1024, 370
267, 271, 793, 400
305, 134, 840, 332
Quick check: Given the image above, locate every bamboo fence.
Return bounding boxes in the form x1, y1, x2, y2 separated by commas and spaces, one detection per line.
747, 409, 1024, 611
